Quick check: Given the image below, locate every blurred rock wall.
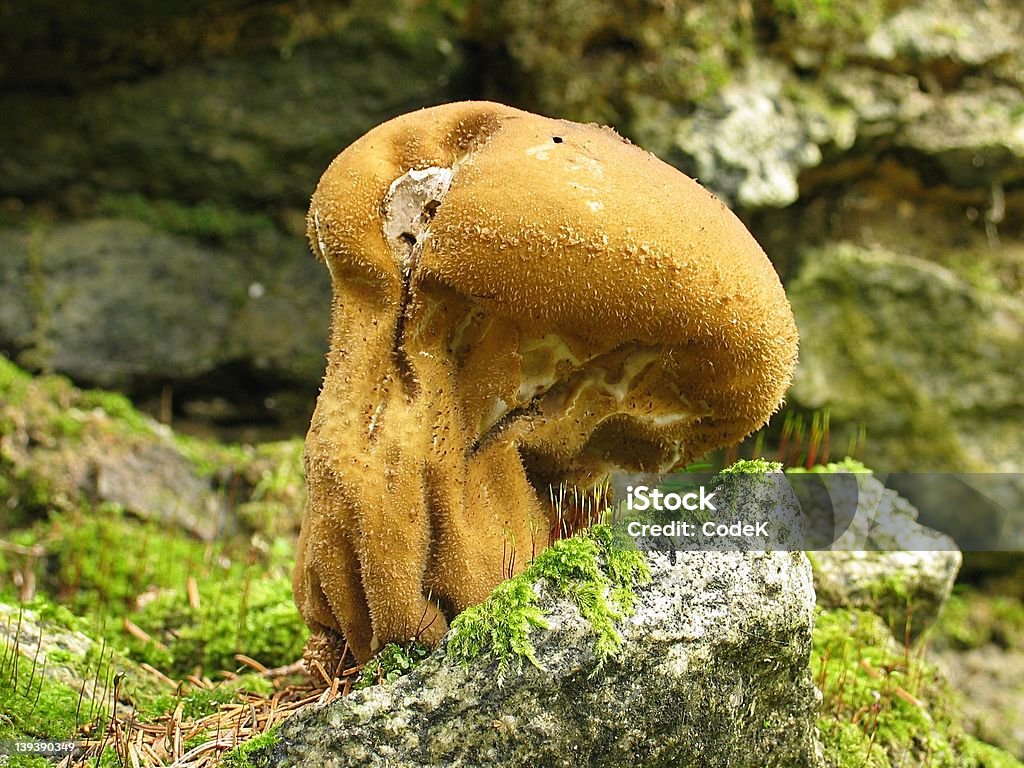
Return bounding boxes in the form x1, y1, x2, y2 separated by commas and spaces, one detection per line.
1, 0, 1021, 469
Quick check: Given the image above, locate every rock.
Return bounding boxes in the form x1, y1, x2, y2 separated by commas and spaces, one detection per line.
0, 218, 329, 390
0, 602, 99, 699
931, 591, 1024, 758
674, 63, 828, 208
895, 85, 1024, 187
787, 243, 1024, 473
800, 465, 962, 640
863, 0, 1022, 69
0, 602, 155, 716
2, 389, 229, 540
934, 645, 1024, 759
0, 356, 306, 540
90, 436, 230, 541
0, 7, 466, 207
886, 473, 1024, 556
264, 548, 822, 768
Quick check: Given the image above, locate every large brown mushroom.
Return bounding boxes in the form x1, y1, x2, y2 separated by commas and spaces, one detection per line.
293, 101, 798, 665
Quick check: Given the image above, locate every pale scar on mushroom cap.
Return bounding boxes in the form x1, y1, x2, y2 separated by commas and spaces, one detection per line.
293, 101, 799, 663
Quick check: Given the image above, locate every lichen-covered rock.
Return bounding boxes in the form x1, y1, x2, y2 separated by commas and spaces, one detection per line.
801, 465, 962, 639
674, 63, 830, 208
787, 243, 1024, 473
862, 0, 1022, 70
266, 549, 822, 768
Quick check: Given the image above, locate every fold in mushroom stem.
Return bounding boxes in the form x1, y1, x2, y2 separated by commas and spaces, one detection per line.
294, 101, 799, 664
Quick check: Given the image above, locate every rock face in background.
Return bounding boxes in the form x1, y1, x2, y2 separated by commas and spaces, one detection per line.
265, 550, 823, 768
1, 0, 1021, 457
0, 220, 328, 397
787, 245, 1024, 472
0, 1, 470, 431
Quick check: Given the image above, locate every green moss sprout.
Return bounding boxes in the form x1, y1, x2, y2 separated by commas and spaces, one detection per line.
447, 524, 650, 675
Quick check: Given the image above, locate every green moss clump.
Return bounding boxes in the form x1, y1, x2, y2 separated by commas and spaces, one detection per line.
813, 608, 1023, 767
354, 641, 432, 690
28, 503, 205, 618
447, 524, 650, 675
788, 457, 872, 475
0, 354, 32, 398
221, 728, 280, 768
933, 590, 1024, 652
447, 577, 549, 673
718, 457, 784, 477
959, 735, 1024, 768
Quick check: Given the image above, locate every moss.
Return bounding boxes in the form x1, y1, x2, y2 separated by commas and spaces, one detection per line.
134, 574, 307, 674
221, 728, 280, 768
2, 504, 306, 679
812, 607, 1017, 768
933, 590, 1024, 652
787, 457, 872, 475
447, 524, 650, 674
447, 576, 549, 673
354, 641, 432, 690
718, 457, 783, 477
769, 0, 907, 65
959, 735, 1024, 768
76, 388, 152, 433
27, 503, 209, 618
724, 457, 783, 475
0, 638, 95, 742
96, 193, 274, 246
0, 355, 32, 397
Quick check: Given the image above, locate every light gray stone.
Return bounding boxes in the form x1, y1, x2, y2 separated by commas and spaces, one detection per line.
805, 468, 962, 640
264, 547, 823, 768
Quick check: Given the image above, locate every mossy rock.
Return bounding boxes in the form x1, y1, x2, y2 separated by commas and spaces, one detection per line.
788, 243, 1024, 473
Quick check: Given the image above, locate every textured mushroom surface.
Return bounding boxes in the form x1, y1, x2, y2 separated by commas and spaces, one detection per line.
293, 101, 798, 663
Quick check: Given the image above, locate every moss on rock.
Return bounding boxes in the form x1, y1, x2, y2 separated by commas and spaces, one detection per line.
447, 524, 650, 675
813, 608, 1023, 767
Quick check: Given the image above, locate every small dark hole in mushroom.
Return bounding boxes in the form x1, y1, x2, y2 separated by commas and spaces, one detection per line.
552, 136, 564, 143
400, 232, 416, 246
424, 199, 441, 218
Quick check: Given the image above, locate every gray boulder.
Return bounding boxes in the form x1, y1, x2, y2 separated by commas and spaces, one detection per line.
0, 218, 329, 389
787, 243, 1024, 474
264, 549, 823, 768
803, 466, 962, 640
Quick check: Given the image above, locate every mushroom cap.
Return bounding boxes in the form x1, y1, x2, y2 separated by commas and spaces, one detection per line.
297, 101, 798, 662
309, 101, 797, 469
